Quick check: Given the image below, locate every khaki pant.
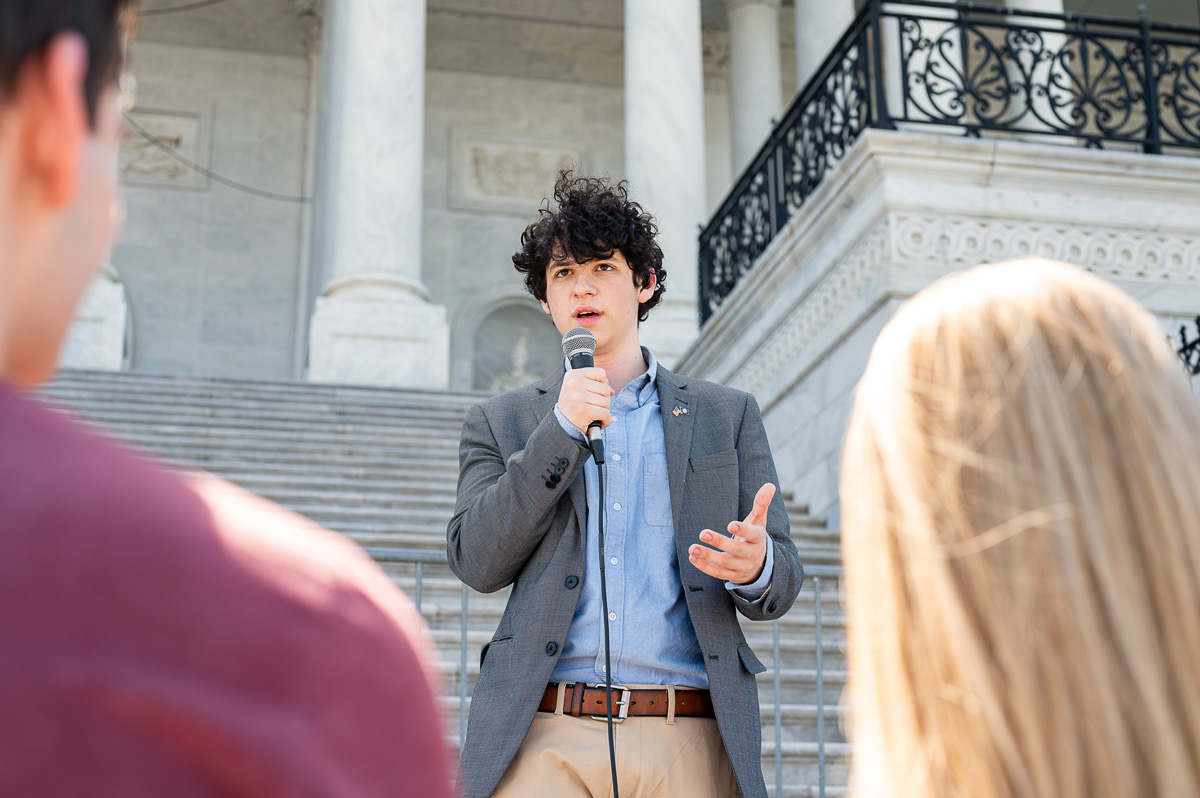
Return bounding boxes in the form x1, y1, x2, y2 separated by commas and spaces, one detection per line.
492, 686, 739, 798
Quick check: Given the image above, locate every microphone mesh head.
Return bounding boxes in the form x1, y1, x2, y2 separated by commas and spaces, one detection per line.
561, 326, 596, 360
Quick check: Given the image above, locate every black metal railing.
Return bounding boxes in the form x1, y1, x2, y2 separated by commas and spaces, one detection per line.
1179, 316, 1200, 375
699, 0, 1200, 323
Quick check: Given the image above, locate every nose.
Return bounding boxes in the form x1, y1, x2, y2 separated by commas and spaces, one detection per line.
572, 271, 597, 297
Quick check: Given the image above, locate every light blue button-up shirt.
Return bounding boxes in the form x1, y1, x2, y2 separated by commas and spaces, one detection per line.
549, 349, 774, 687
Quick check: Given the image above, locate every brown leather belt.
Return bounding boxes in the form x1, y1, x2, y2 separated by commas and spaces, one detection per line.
537, 682, 715, 719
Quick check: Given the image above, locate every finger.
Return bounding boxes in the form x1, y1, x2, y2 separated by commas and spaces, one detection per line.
688, 546, 746, 583
698, 528, 747, 555
727, 519, 765, 544
742, 483, 776, 528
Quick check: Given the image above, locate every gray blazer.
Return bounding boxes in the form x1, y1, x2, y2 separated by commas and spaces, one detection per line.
447, 365, 804, 798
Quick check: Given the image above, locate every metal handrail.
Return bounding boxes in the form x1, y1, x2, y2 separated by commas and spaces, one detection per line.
699, 0, 1200, 323
363, 547, 845, 795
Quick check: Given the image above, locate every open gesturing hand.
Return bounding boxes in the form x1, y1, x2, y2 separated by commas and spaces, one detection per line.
688, 483, 774, 585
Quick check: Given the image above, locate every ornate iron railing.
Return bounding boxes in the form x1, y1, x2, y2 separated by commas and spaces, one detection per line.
1179, 316, 1200, 375
699, 0, 1200, 323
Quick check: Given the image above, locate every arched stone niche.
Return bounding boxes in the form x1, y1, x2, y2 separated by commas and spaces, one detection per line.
59, 264, 131, 372
468, 301, 561, 393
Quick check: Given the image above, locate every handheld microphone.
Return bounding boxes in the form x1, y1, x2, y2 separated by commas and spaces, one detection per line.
561, 327, 604, 462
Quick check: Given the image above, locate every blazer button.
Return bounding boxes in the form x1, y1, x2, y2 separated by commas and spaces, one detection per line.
767, 601, 777, 613
557, 457, 569, 468
553, 464, 565, 475
550, 473, 561, 484
545, 480, 556, 490
545, 641, 559, 656
564, 575, 579, 589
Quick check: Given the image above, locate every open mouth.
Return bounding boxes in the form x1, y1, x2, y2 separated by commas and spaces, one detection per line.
574, 309, 601, 320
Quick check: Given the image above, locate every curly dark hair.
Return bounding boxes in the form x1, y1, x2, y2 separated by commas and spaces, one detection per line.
513, 170, 665, 323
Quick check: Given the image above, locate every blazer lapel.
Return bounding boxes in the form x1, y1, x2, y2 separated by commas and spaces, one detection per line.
533, 368, 588, 530
656, 367, 694, 530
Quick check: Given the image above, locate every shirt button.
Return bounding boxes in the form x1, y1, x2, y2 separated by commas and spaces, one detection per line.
608, 612, 617, 621
610, 557, 618, 565
613, 503, 622, 511
612, 454, 620, 461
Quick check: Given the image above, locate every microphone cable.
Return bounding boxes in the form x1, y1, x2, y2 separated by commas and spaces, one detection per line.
561, 326, 620, 797
588, 430, 620, 798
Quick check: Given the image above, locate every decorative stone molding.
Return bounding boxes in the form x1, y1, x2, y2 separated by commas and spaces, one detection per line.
448, 130, 584, 216
120, 107, 210, 190
727, 219, 890, 396
891, 213, 1200, 280
702, 28, 731, 79
724, 212, 1200, 400
295, 0, 323, 53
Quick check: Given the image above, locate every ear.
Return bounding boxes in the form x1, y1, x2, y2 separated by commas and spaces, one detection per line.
16, 33, 90, 208
637, 269, 657, 304
540, 298, 552, 316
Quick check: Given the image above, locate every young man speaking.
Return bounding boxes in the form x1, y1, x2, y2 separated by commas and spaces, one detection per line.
448, 172, 804, 798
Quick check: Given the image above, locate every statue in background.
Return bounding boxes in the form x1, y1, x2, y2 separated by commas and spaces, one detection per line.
489, 327, 540, 393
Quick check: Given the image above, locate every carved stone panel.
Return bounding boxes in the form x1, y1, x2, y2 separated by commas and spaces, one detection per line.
449, 130, 585, 215
120, 108, 210, 190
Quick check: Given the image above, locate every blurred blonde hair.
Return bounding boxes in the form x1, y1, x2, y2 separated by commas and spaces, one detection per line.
840, 258, 1200, 798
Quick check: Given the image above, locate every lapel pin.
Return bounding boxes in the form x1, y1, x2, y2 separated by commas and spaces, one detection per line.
672, 406, 689, 417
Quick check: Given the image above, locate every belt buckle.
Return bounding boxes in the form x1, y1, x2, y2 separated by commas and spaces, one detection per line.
590, 683, 631, 723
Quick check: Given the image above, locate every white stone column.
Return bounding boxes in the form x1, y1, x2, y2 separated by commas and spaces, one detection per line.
794, 0, 856, 89
59, 264, 130, 372
307, 0, 448, 389
725, 0, 783, 173
625, 0, 707, 368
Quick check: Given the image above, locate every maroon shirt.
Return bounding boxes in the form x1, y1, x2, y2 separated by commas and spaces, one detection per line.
0, 380, 454, 797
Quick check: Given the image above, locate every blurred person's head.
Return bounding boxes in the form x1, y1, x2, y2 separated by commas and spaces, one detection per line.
841, 258, 1200, 798
0, 0, 137, 386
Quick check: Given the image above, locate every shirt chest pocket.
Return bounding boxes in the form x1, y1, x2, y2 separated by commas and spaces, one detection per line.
642, 452, 673, 527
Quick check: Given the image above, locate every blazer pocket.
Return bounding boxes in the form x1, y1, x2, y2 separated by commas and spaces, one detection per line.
480, 635, 512, 669
691, 449, 738, 473
737, 643, 767, 675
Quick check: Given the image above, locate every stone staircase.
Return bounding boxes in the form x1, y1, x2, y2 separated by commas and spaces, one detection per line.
43, 369, 848, 797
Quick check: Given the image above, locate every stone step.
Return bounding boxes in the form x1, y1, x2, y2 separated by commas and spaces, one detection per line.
48, 393, 474, 424
48, 369, 486, 406
204, 472, 459, 495
79, 424, 462, 452
145, 447, 462, 472
65, 410, 467, 442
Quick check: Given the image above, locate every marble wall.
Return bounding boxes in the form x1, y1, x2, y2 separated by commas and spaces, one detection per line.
114, 41, 312, 380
